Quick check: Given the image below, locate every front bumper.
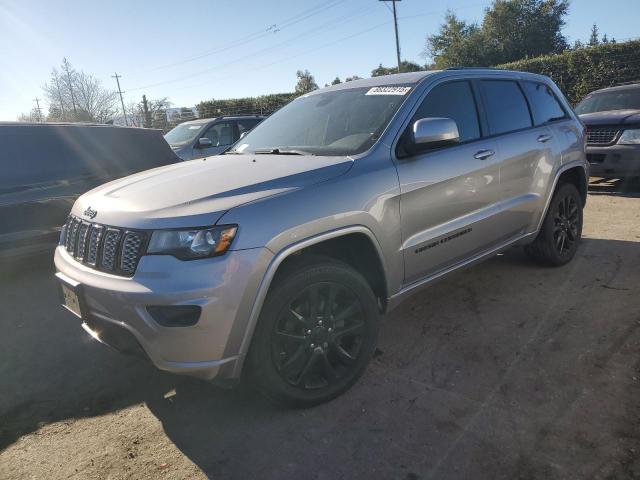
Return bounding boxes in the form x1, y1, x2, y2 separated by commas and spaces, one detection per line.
587, 144, 640, 178
54, 245, 272, 380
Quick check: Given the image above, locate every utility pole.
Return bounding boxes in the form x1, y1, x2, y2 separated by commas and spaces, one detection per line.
62, 58, 78, 118
33, 98, 43, 122
379, 0, 402, 73
112, 73, 128, 126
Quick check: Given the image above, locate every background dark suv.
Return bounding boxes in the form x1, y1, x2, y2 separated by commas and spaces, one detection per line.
576, 83, 640, 179
164, 115, 265, 160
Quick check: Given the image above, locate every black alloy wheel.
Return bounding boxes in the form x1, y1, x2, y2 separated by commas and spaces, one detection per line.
553, 194, 580, 256
248, 259, 379, 407
272, 282, 365, 390
525, 182, 583, 266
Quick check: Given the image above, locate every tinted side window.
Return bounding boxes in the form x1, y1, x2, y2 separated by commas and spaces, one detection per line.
481, 80, 532, 135
413, 81, 480, 142
237, 119, 261, 136
202, 121, 234, 146
522, 81, 567, 125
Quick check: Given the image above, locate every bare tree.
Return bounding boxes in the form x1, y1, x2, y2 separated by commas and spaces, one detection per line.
43, 58, 118, 122
125, 96, 172, 128
16, 107, 42, 122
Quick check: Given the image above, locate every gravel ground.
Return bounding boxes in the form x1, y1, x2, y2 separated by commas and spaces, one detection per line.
1, 179, 639, 480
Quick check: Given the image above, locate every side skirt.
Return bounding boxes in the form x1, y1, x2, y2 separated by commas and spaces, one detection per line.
386, 230, 536, 311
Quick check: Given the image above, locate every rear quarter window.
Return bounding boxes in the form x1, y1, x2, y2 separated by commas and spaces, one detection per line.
522, 81, 567, 125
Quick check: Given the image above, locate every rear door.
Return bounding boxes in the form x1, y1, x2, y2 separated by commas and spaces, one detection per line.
395, 80, 502, 284
478, 79, 562, 236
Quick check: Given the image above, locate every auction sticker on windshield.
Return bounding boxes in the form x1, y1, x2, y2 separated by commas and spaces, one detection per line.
366, 86, 412, 95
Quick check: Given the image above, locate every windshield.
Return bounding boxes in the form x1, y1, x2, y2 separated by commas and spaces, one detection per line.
164, 123, 204, 146
229, 85, 413, 156
575, 88, 640, 114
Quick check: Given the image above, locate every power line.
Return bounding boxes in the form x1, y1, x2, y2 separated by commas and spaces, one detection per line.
112, 73, 128, 126
174, 19, 394, 93
126, 0, 346, 77
127, 1, 492, 94
126, 4, 375, 93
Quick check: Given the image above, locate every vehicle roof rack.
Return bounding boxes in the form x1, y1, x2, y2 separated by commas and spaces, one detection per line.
445, 67, 508, 71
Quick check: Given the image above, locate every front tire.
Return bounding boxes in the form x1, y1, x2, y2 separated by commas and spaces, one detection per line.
525, 182, 583, 266
247, 259, 380, 407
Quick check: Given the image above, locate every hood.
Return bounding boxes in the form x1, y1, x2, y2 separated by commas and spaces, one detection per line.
579, 109, 640, 126
72, 154, 353, 229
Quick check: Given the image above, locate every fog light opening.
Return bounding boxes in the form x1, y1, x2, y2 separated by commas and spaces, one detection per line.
146, 305, 201, 327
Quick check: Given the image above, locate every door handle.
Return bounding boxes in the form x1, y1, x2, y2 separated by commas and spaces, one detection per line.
474, 149, 495, 160
537, 134, 552, 143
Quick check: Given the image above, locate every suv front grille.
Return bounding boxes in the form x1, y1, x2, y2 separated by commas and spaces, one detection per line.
587, 128, 619, 146
62, 215, 147, 277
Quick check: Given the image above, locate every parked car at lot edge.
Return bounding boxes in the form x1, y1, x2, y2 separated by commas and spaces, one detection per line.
575, 82, 640, 179
165, 115, 265, 160
0, 123, 179, 260
55, 70, 588, 407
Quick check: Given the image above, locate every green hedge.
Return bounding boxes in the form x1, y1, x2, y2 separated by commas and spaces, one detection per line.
498, 40, 640, 104
196, 92, 300, 118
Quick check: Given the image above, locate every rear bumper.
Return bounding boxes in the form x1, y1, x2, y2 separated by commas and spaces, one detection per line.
54, 246, 272, 380
587, 144, 640, 178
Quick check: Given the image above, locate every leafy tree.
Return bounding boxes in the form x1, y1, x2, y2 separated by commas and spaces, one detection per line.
331, 77, 342, 85
424, 12, 486, 68
481, 0, 569, 62
371, 61, 423, 76
42, 58, 118, 122
601, 33, 609, 44
589, 23, 599, 46
295, 69, 318, 94
345, 75, 362, 82
426, 1, 570, 68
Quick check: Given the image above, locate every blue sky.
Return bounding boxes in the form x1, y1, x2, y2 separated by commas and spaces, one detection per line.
0, 0, 638, 120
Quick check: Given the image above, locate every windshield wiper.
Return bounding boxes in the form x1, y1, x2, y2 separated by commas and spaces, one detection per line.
253, 148, 314, 156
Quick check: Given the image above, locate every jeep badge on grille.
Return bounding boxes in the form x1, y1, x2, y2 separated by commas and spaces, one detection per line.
83, 206, 98, 219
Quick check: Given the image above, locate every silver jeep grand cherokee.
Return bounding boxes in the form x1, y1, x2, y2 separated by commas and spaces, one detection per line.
55, 69, 588, 406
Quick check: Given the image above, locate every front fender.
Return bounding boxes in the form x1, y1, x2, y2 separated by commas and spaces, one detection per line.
223, 225, 388, 379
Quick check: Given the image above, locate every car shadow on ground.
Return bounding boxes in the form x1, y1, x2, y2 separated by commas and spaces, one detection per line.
3, 234, 639, 479
588, 177, 640, 198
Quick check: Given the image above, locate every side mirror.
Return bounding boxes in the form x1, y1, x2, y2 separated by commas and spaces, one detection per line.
412, 117, 460, 148
198, 137, 213, 147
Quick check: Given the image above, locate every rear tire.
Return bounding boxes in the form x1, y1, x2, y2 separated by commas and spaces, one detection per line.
247, 258, 380, 408
525, 182, 583, 267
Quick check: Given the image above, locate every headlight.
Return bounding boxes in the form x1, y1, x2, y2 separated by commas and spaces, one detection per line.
618, 129, 640, 145
147, 225, 237, 260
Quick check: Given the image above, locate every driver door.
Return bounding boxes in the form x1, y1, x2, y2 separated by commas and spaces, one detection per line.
395, 80, 503, 284
194, 121, 236, 157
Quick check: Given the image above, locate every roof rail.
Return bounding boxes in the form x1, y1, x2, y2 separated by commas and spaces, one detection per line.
445, 67, 509, 71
